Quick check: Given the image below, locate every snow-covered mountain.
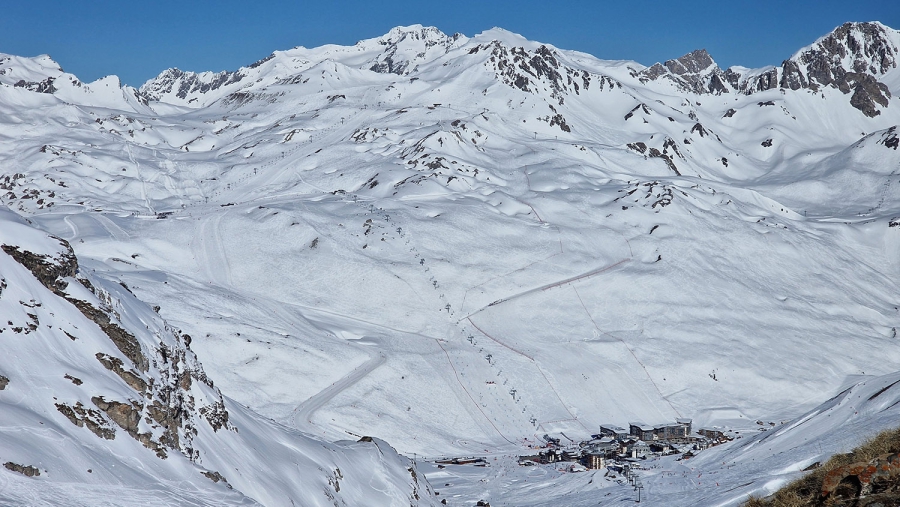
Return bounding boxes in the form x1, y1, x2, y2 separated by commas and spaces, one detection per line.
2, 21, 900, 505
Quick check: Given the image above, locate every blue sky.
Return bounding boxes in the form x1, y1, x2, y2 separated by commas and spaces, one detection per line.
2, 1, 898, 87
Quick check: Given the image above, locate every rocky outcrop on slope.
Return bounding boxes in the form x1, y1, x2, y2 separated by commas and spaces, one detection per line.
1, 232, 231, 461
475, 41, 619, 106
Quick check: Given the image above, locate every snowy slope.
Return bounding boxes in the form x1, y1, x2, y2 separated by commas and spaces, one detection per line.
0, 208, 435, 506
2, 20, 900, 505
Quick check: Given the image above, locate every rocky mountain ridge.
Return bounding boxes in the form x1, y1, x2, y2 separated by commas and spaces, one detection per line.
637, 21, 898, 116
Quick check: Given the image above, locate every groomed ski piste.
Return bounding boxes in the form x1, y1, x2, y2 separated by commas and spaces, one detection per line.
1, 21, 900, 505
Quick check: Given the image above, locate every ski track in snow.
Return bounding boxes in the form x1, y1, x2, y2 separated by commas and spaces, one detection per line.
93, 213, 129, 241
289, 350, 386, 433
192, 211, 233, 287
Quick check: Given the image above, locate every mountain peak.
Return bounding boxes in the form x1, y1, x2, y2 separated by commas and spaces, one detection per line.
665, 49, 716, 75
376, 24, 449, 44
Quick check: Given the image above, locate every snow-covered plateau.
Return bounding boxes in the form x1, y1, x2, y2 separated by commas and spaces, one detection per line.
2, 21, 900, 506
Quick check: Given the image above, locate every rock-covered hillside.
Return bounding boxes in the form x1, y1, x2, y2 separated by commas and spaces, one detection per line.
1, 20, 900, 505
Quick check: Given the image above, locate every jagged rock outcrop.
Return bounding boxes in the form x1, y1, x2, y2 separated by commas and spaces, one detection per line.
639, 48, 731, 95
4, 462, 40, 477
139, 67, 246, 103
2, 234, 232, 463
476, 41, 618, 105
13, 77, 56, 94
639, 22, 897, 116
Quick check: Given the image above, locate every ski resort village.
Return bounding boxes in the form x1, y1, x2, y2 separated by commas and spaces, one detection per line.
3, 11, 900, 507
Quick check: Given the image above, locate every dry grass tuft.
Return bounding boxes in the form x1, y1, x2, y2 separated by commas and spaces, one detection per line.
742, 426, 900, 506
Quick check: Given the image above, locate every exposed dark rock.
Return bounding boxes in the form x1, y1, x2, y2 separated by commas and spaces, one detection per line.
0, 375, 8, 390
68, 297, 147, 372
627, 142, 648, 154
0, 242, 146, 373
665, 49, 715, 75
91, 396, 140, 433
719, 22, 897, 107
483, 41, 615, 102
723, 108, 737, 118
202, 470, 231, 488
4, 462, 40, 477
779, 59, 808, 90
783, 22, 895, 115
762, 139, 774, 147
96, 353, 147, 392
880, 127, 899, 150
55, 401, 116, 440
247, 53, 275, 69
199, 401, 230, 432
640, 49, 731, 94
648, 148, 682, 176
625, 104, 650, 121
708, 74, 728, 94
848, 73, 891, 117
14, 77, 56, 94
641, 63, 668, 80
91, 396, 166, 457
751, 68, 780, 93
1, 243, 76, 293
549, 113, 571, 132
140, 68, 245, 102
369, 27, 462, 75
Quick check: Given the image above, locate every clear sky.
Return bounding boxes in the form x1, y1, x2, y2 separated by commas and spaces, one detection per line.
2, 1, 898, 87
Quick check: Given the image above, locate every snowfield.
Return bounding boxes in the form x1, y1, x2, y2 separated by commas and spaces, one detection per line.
2, 21, 900, 505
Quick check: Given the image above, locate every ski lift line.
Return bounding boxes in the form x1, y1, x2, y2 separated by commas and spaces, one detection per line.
571, 284, 681, 418
434, 338, 515, 444
539, 419, 580, 427
467, 318, 534, 361
467, 317, 586, 430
